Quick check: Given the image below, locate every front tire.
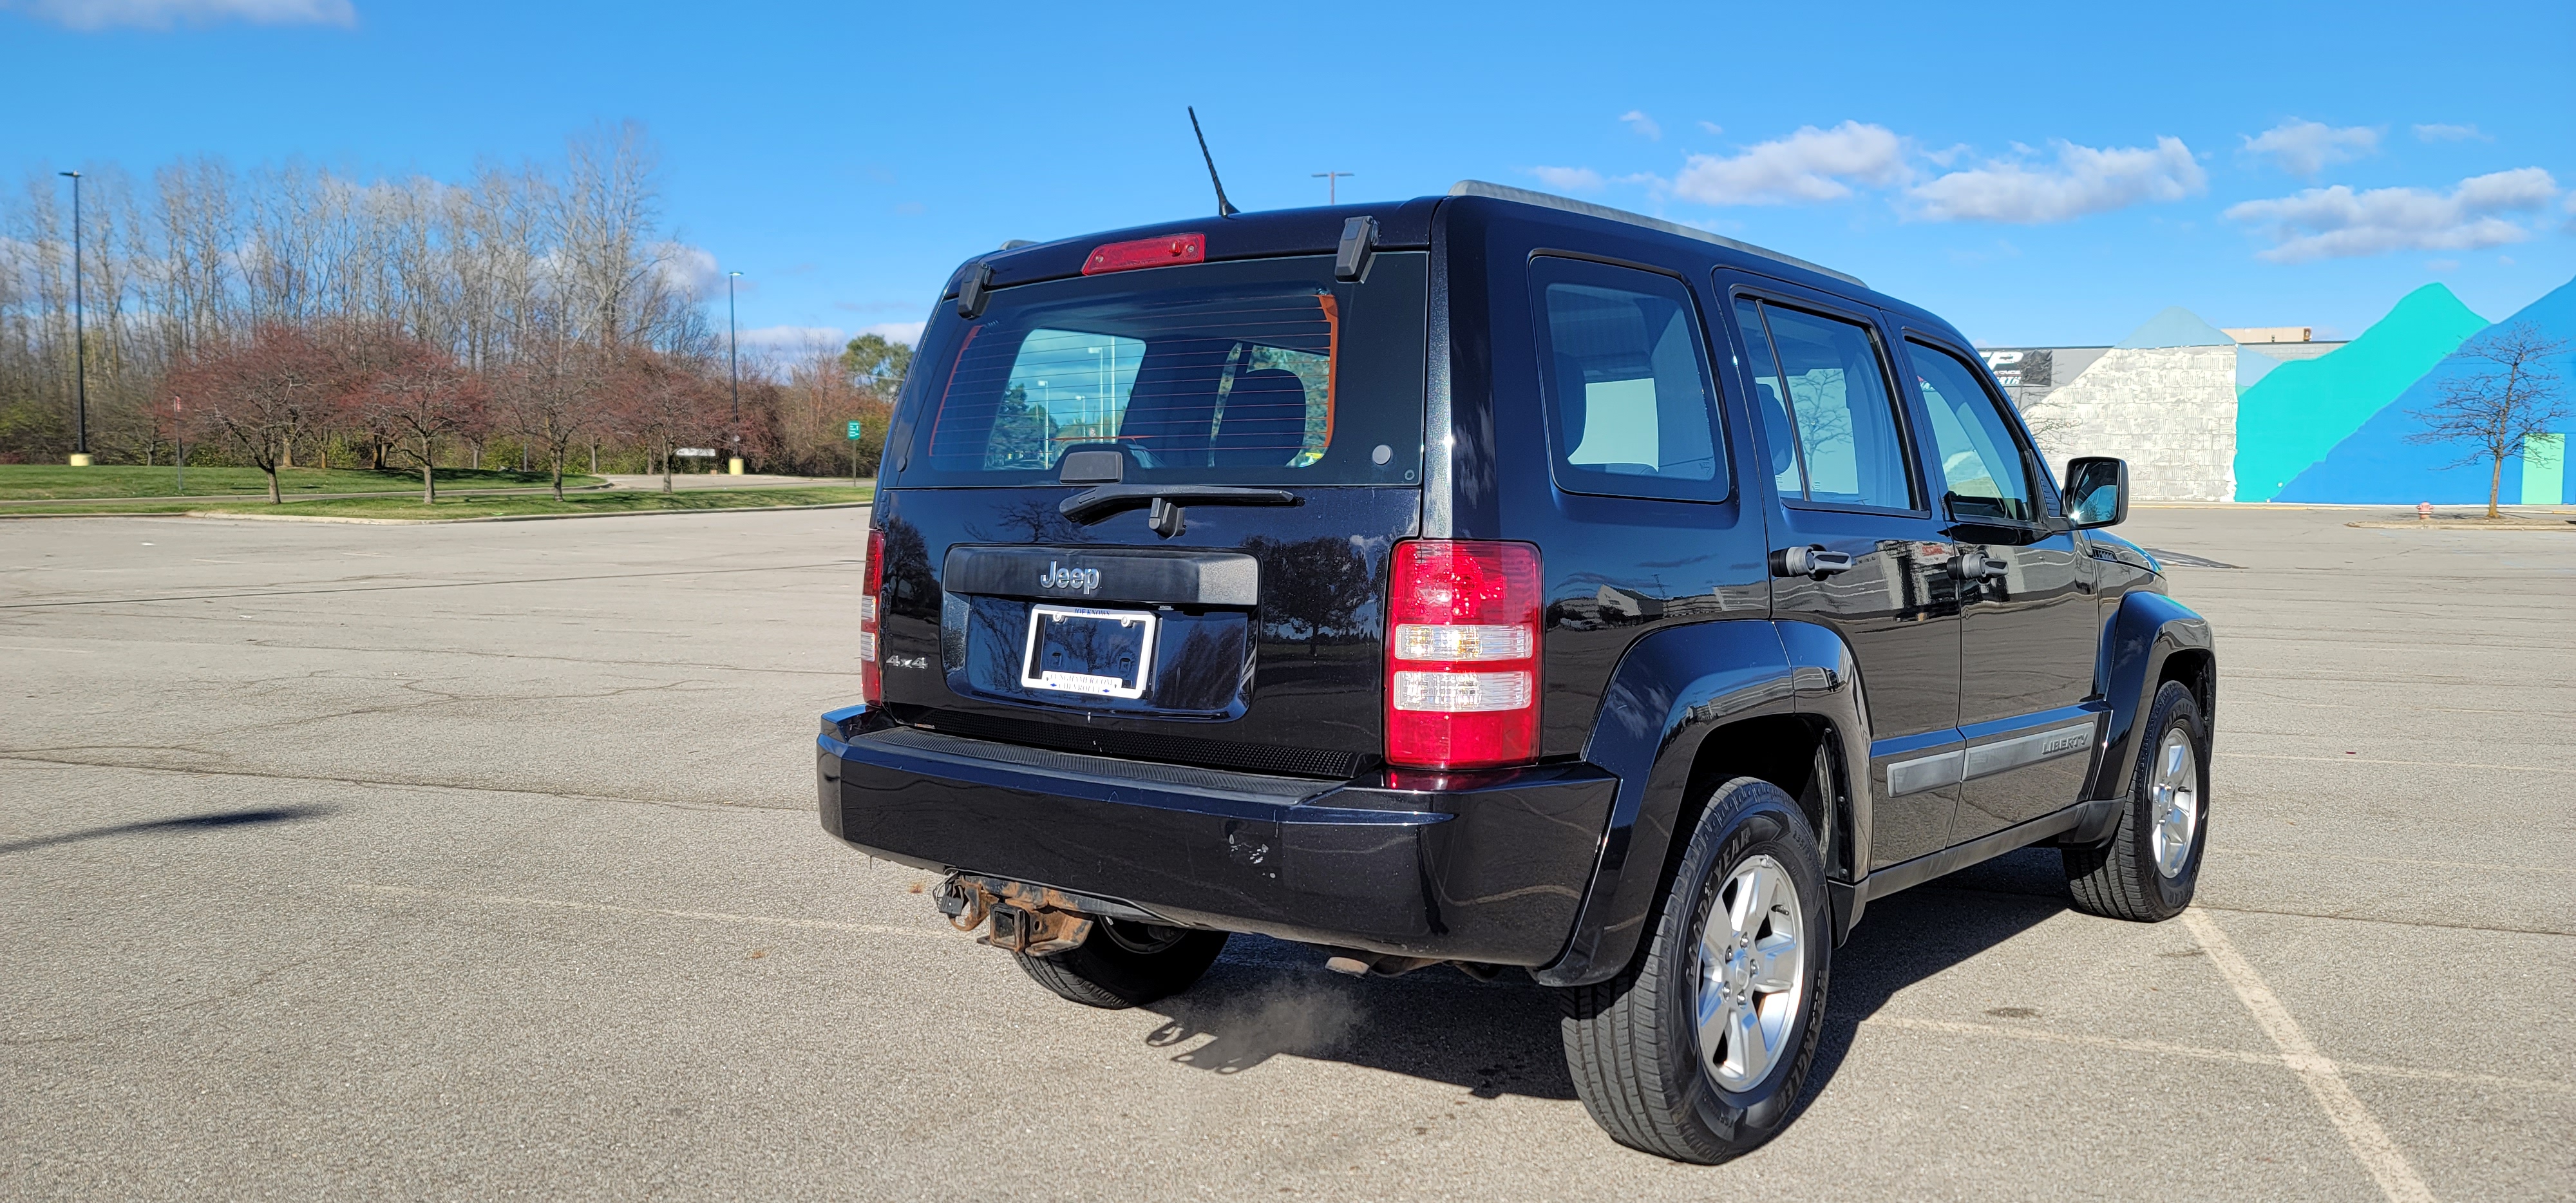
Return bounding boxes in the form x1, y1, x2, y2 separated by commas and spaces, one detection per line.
1559, 777, 1832, 1163
1016, 919, 1227, 1009
2063, 679, 2210, 921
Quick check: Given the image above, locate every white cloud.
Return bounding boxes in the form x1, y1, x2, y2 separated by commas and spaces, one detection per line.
1526, 166, 1605, 193
1669, 121, 1908, 205
4, 0, 353, 28
1619, 111, 1661, 140
735, 325, 846, 351
862, 321, 925, 346
2240, 120, 2378, 176
653, 242, 719, 302
1906, 137, 2206, 223
2413, 123, 2490, 142
2222, 167, 2559, 263
1696, 121, 1724, 136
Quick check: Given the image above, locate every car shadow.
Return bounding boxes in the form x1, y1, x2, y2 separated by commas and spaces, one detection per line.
1139, 933, 1578, 1099
0, 804, 336, 856
1799, 845, 2070, 1102
1133, 844, 2072, 1104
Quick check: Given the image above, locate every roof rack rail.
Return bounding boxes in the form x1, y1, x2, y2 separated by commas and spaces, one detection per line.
1447, 180, 1866, 289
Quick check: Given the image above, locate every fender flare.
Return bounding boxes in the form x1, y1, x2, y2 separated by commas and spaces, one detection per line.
2081, 589, 2217, 817
1531, 619, 1870, 988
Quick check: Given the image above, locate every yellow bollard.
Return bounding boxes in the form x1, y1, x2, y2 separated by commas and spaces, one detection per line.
68, 453, 92, 467
728, 457, 744, 476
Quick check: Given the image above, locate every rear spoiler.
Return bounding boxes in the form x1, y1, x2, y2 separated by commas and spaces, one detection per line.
942, 198, 1443, 300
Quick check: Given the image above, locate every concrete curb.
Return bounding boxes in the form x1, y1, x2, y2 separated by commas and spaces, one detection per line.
2139, 501, 2576, 514
0, 500, 872, 524
2345, 520, 2576, 531
0, 482, 616, 508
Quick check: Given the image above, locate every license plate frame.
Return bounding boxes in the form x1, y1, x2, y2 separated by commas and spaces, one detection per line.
1020, 604, 1159, 699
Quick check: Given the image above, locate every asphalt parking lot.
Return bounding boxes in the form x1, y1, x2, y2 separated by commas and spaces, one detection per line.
3, 506, 2570, 1200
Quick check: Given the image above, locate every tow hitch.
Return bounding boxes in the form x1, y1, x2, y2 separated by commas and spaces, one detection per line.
933, 874, 1096, 957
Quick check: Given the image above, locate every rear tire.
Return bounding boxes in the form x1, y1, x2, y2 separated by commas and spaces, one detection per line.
1559, 777, 1832, 1163
1016, 919, 1227, 1009
2063, 679, 2208, 921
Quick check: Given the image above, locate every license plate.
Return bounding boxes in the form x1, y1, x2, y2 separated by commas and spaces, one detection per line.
1021, 605, 1157, 699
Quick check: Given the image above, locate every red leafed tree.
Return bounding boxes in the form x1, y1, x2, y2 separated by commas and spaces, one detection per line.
166, 325, 339, 504
610, 348, 724, 493
356, 334, 488, 504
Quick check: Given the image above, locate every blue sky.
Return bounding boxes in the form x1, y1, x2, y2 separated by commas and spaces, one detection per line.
6, 0, 2572, 349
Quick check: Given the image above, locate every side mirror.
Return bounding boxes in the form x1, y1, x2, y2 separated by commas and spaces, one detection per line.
2062, 457, 2128, 529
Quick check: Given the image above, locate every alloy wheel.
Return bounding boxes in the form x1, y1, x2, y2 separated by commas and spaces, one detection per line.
1694, 854, 1806, 1091
2148, 728, 2201, 878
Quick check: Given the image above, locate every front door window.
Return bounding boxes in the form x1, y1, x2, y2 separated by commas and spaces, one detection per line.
1911, 344, 2040, 524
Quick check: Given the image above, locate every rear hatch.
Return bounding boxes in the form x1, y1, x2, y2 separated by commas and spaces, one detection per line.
871, 247, 1430, 779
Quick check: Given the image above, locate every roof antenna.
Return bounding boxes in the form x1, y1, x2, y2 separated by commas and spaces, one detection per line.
1188, 106, 1240, 217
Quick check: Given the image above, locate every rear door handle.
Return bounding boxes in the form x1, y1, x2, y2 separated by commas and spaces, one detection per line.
1771, 545, 1855, 578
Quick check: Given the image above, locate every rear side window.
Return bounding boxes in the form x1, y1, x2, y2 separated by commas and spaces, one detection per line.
902, 253, 1425, 486
1735, 298, 1917, 511
1530, 258, 1728, 503
1909, 339, 2041, 524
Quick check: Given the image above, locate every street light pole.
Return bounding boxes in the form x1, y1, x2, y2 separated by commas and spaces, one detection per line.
727, 270, 743, 475
1311, 170, 1354, 205
60, 171, 88, 465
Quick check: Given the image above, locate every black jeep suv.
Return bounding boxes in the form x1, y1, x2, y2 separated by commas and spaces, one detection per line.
815, 182, 2216, 1162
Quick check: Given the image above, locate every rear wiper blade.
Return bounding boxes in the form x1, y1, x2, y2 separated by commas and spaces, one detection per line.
1059, 484, 1298, 527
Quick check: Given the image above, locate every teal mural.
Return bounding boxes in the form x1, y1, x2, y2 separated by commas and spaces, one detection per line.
2231, 284, 2488, 502
2526, 434, 2565, 506
2275, 275, 2576, 505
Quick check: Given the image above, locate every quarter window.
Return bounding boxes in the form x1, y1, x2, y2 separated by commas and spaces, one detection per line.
1736, 299, 1917, 510
1910, 340, 2040, 524
1531, 258, 1729, 502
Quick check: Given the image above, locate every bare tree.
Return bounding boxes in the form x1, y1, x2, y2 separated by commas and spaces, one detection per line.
500, 331, 605, 500
556, 124, 688, 348
2406, 321, 2569, 518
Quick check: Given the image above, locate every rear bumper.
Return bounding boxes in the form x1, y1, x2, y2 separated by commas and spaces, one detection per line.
817, 714, 1617, 965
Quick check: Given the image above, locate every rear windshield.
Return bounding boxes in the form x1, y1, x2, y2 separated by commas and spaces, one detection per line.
896, 252, 1426, 487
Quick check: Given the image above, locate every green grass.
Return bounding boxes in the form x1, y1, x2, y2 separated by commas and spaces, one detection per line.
0, 464, 603, 501
2, 485, 873, 520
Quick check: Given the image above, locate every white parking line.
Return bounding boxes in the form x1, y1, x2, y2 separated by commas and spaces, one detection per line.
2184, 908, 2437, 1203
361, 878, 2529, 1201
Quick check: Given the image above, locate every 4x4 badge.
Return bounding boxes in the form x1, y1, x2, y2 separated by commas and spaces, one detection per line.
1037, 561, 1101, 594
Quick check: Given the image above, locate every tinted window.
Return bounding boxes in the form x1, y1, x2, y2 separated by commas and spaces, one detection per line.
1911, 339, 2040, 524
1737, 300, 1915, 510
902, 253, 1425, 486
1732, 299, 1806, 500
1531, 258, 1728, 502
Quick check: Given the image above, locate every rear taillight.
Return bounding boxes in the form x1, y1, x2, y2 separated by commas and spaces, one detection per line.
859, 527, 886, 706
1385, 540, 1541, 770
